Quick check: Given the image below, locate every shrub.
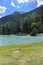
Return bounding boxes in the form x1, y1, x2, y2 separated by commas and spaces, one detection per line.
30, 27, 38, 36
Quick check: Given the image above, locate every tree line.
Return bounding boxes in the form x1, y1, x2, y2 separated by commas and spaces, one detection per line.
0, 15, 43, 36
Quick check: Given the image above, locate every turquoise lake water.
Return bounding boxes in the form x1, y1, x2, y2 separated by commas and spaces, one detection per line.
0, 35, 43, 46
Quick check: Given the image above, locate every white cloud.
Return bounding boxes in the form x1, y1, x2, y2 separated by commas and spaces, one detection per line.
0, 6, 7, 14
17, 0, 28, 3
11, 0, 16, 7
17, 0, 35, 3
17, 0, 43, 7
17, 5, 20, 8
37, 0, 43, 7
11, 0, 20, 8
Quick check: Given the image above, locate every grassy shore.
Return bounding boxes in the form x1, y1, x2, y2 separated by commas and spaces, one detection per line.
37, 33, 43, 36
0, 42, 43, 65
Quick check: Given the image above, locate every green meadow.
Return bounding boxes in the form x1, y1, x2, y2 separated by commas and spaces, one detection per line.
0, 42, 43, 65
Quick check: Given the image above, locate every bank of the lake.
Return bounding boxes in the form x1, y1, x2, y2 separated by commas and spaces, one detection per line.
0, 42, 43, 65
37, 33, 43, 36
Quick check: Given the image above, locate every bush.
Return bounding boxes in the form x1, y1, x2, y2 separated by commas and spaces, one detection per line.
30, 27, 38, 36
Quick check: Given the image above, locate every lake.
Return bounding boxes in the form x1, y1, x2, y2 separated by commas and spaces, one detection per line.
0, 35, 43, 46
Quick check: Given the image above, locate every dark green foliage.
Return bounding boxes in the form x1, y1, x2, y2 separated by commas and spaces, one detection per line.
30, 27, 38, 36
2, 26, 5, 35
39, 26, 43, 33
0, 5, 43, 35
35, 17, 39, 22
31, 23, 39, 31
41, 15, 43, 23
23, 20, 29, 33
16, 21, 21, 33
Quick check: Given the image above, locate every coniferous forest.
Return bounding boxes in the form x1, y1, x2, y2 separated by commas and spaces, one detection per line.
0, 5, 43, 35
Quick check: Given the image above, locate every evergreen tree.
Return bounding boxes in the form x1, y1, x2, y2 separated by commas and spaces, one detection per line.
23, 20, 28, 33
2, 26, 5, 35
16, 21, 21, 33
30, 27, 38, 36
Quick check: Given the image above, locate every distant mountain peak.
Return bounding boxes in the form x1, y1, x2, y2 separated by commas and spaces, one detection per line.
40, 5, 43, 7
0, 5, 43, 24
39, 5, 43, 13
12, 11, 20, 15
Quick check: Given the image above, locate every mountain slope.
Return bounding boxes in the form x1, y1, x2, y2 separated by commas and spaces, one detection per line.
0, 5, 43, 24
0, 5, 43, 34
0, 11, 21, 24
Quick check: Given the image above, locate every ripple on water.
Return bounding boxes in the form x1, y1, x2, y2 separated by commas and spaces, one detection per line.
0, 36, 43, 46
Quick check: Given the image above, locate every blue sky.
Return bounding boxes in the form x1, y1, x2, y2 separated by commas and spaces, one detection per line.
0, 0, 43, 18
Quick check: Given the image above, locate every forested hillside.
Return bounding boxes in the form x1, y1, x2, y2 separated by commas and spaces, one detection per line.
0, 5, 43, 35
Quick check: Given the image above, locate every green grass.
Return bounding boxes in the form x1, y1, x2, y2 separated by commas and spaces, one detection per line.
37, 33, 43, 36
0, 42, 43, 65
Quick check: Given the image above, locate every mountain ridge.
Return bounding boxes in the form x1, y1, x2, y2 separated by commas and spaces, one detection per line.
0, 5, 43, 35
0, 5, 43, 24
